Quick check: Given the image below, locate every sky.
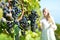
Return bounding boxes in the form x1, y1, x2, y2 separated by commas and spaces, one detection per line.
40, 0, 60, 24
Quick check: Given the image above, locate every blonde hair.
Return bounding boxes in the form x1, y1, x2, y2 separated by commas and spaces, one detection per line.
43, 8, 53, 24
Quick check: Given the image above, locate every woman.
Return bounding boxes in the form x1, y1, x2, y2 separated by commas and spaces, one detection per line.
40, 8, 57, 40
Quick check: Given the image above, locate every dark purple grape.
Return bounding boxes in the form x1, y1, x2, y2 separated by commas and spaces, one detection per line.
11, 9, 15, 14
1, 2, 5, 5
0, 2, 5, 8
3, 7, 8, 11
3, 10, 8, 14
17, 9, 21, 13
6, 3, 9, 7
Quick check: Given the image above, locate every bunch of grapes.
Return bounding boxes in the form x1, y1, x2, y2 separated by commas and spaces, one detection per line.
28, 10, 38, 32
19, 16, 29, 35
11, 0, 19, 7
0, 0, 21, 33
6, 21, 13, 33
20, 16, 29, 30
0, 0, 21, 19
29, 10, 38, 22
12, 6, 21, 19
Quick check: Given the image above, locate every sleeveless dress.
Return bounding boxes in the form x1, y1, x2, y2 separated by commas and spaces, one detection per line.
40, 17, 57, 40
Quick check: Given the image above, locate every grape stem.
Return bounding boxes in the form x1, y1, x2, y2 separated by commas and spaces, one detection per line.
17, 0, 24, 21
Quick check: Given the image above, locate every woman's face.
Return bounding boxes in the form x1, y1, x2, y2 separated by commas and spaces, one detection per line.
43, 9, 48, 17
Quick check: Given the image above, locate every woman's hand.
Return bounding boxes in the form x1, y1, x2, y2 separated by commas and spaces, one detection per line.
49, 22, 57, 31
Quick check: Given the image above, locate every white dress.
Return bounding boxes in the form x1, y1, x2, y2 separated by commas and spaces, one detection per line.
40, 17, 57, 40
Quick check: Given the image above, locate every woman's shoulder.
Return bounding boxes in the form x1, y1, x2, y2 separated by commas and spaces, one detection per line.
40, 18, 45, 22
